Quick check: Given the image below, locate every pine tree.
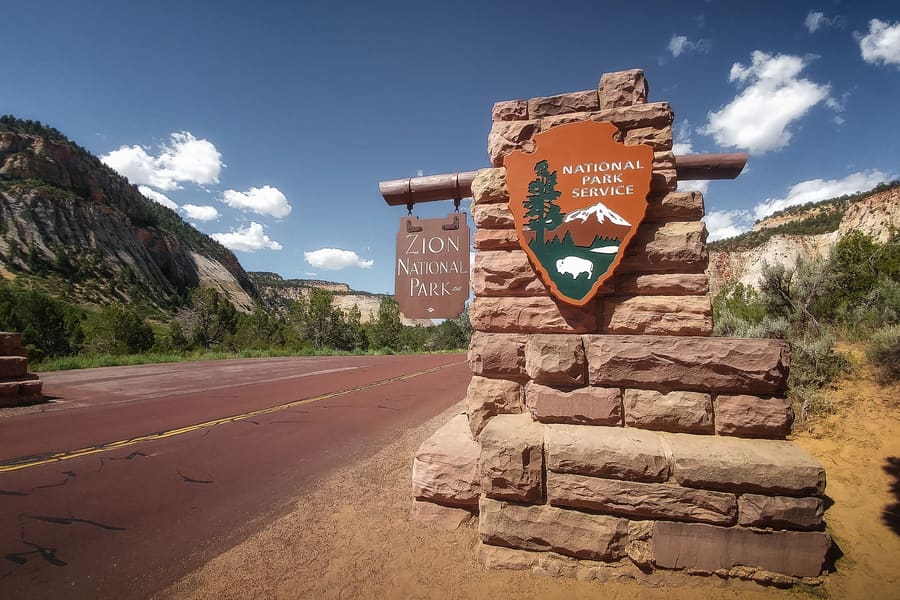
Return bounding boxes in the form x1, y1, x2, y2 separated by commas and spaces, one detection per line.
523, 160, 563, 247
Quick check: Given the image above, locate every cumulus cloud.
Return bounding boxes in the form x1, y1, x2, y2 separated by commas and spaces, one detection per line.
804, 12, 845, 34
672, 119, 695, 155
704, 209, 754, 242
304, 248, 373, 270
138, 186, 178, 210
679, 180, 710, 195
221, 185, 292, 218
102, 132, 223, 191
211, 222, 283, 252
753, 170, 890, 220
856, 19, 900, 67
699, 51, 830, 154
667, 34, 709, 58
181, 204, 220, 221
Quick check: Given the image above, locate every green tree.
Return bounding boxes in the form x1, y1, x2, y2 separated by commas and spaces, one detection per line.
0, 283, 84, 360
523, 160, 563, 247
368, 297, 403, 350
82, 303, 155, 355
228, 306, 285, 351
185, 288, 238, 348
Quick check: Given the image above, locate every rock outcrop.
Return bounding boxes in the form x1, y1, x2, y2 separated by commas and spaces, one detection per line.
708, 184, 899, 295
0, 119, 256, 311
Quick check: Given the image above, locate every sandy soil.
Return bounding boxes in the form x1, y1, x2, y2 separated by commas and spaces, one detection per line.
161, 351, 900, 600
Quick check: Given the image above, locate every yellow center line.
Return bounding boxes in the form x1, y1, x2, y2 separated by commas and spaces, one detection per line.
0, 360, 464, 474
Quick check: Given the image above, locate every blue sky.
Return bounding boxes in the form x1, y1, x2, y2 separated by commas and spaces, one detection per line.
2, 1, 898, 294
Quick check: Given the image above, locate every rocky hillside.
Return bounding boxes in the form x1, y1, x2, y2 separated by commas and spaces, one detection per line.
707, 182, 900, 294
0, 117, 256, 312
251, 272, 432, 326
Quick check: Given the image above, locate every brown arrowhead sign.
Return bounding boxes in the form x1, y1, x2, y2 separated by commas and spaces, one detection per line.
395, 214, 470, 319
505, 120, 653, 306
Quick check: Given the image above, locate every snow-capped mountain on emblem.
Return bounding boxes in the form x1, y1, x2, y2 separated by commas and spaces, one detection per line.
564, 200, 632, 226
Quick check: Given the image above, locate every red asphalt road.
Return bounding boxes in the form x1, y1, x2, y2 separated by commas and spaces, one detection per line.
0, 353, 469, 600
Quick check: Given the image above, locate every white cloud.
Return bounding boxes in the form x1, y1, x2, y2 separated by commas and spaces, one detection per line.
805, 12, 845, 34
211, 222, 283, 252
699, 51, 830, 154
138, 186, 178, 210
181, 204, 220, 221
101, 131, 223, 191
667, 34, 709, 58
221, 185, 292, 218
753, 170, 890, 220
857, 19, 900, 67
679, 179, 710, 195
304, 248, 373, 270
704, 209, 754, 241
672, 119, 694, 155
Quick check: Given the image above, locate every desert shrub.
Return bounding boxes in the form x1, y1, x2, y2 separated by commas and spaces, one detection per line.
789, 332, 850, 389
789, 332, 850, 420
867, 325, 900, 384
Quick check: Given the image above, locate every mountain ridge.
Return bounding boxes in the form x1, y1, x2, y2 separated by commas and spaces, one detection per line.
707, 182, 900, 295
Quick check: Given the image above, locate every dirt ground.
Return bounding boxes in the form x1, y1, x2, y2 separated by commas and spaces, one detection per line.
161, 351, 900, 600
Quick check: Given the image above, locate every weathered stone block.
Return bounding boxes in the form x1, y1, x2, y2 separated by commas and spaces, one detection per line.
738, 494, 824, 530
0, 356, 28, 378
650, 169, 678, 192
653, 151, 675, 170
625, 126, 673, 151
411, 500, 474, 530
601, 295, 713, 336
474, 228, 519, 250
546, 424, 668, 482
623, 389, 714, 433
470, 296, 597, 334
540, 112, 590, 130
585, 335, 791, 395
492, 100, 528, 122
471, 202, 514, 229
527, 90, 599, 118
471, 168, 508, 205
590, 102, 673, 130
598, 69, 648, 109
714, 395, 794, 438
0, 332, 24, 355
479, 414, 544, 502
412, 413, 481, 507
666, 432, 826, 496
479, 496, 629, 561
526, 383, 622, 426
524, 334, 586, 386
652, 521, 831, 577
468, 332, 528, 380
548, 472, 737, 525
466, 376, 523, 437
472, 251, 544, 297
488, 120, 540, 167
618, 221, 708, 274
614, 273, 709, 296
645, 191, 705, 223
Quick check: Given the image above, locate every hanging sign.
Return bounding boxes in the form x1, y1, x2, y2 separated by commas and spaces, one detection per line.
395, 214, 470, 319
505, 120, 653, 306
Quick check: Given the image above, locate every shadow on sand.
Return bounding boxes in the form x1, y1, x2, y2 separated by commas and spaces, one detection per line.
883, 456, 900, 536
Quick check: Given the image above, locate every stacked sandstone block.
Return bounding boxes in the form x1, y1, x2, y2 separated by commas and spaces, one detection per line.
412, 69, 831, 584
0, 332, 43, 407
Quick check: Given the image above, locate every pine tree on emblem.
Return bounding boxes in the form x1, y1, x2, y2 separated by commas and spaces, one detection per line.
524, 160, 563, 247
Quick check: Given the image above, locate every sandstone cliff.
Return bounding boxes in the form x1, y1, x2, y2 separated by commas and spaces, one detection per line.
707, 184, 899, 295
250, 272, 432, 326
0, 117, 256, 311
